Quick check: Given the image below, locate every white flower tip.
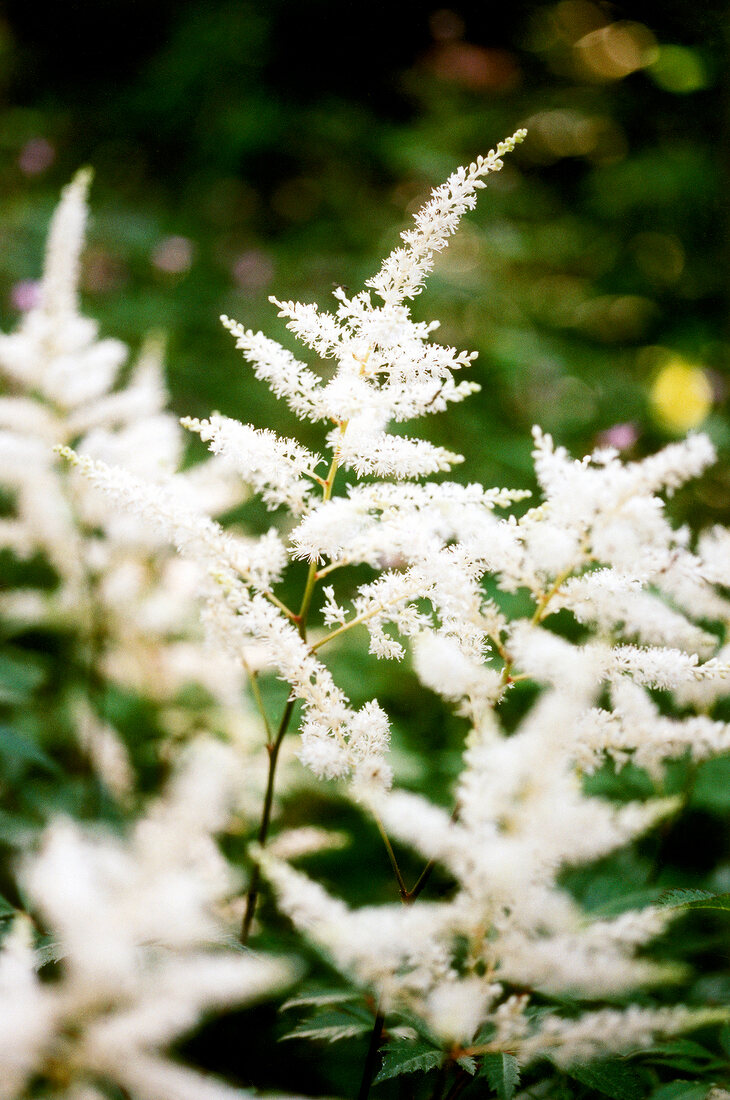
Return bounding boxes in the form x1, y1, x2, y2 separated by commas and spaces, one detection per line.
53, 443, 77, 464
69, 166, 94, 195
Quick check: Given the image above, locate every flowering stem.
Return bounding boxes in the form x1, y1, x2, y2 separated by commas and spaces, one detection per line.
241, 696, 296, 943
405, 802, 459, 902
309, 584, 418, 653
373, 812, 409, 900
429, 1063, 450, 1100
406, 855, 437, 903
262, 588, 300, 622
357, 1007, 385, 1100
247, 668, 273, 744
241, 453, 340, 944
444, 1072, 470, 1100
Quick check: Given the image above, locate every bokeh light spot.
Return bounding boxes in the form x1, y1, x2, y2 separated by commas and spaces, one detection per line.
649, 355, 713, 432
151, 236, 194, 275
631, 232, 684, 284
648, 45, 708, 94
575, 21, 658, 81
232, 249, 275, 291
18, 137, 55, 176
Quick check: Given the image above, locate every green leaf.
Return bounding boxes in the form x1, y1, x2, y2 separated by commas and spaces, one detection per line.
649, 1083, 708, 1100
457, 1055, 477, 1075
643, 1037, 721, 1071
658, 888, 730, 912
565, 1060, 645, 1099
280, 1010, 371, 1043
281, 989, 361, 1011
0, 651, 47, 704
480, 1052, 520, 1099
0, 808, 37, 843
692, 755, 730, 812
0, 725, 60, 775
719, 1022, 730, 1057
373, 1040, 444, 1083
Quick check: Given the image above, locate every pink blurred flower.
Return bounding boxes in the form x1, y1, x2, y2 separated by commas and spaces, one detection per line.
597, 422, 639, 451
232, 249, 274, 291
10, 280, 41, 311
151, 236, 194, 274
18, 138, 55, 177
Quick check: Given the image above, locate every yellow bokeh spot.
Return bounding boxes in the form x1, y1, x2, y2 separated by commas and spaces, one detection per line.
649, 357, 713, 432
648, 45, 708, 94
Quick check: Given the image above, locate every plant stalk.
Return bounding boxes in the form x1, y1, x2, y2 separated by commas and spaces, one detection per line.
240, 453, 340, 944
357, 1009, 385, 1100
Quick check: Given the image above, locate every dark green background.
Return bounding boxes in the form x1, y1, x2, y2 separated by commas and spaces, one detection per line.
2, 4, 730, 1096
1, 0, 728, 502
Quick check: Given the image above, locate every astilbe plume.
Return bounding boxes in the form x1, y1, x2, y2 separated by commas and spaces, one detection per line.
0, 171, 288, 796
58, 130, 730, 1086
0, 739, 303, 1100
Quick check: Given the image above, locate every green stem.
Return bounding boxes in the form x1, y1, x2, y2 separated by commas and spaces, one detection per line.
247, 669, 272, 744
406, 803, 459, 903
357, 1009, 385, 1100
429, 1063, 450, 1100
373, 813, 409, 901
444, 1072, 470, 1100
296, 558, 320, 639
240, 452, 340, 944
406, 856, 437, 904
241, 696, 296, 943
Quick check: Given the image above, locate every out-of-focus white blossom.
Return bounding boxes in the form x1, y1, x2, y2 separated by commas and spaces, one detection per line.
0, 741, 298, 1100
0, 173, 255, 777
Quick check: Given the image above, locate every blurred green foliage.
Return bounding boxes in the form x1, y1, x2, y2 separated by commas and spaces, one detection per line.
1, 0, 729, 498
2, 2, 730, 1096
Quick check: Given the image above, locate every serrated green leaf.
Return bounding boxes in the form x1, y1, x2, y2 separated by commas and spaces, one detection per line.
280, 1010, 371, 1043
281, 1022, 369, 1042
565, 1060, 645, 1099
642, 1037, 720, 1071
658, 888, 730, 912
480, 1052, 520, 1100
281, 990, 361, 1011
457, 1055, 477, 1075
373, 1040, 444, 1083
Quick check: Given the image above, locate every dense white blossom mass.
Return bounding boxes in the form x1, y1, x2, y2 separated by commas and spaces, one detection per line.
3, 133, 730, 1093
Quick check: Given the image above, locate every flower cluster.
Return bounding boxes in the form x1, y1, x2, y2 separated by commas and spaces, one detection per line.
259, 428, 730, 1066
0, 739, 298, 1100
0, 171, 271, 788
4, 132, 730, 1097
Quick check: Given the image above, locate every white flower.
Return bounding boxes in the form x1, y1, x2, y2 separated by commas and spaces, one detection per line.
2, 740, 298, 1099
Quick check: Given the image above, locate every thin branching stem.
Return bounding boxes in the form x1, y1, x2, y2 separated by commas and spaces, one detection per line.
357, 1007, 385, 1100
240, 452, 340, 944
406, 855, 437, 904
246, 667, 273, 744
444, 1071, 471, 1100
309, 584, 418, 654
314, 558, 351, 581
240, 695, 296, 943
372, 812, 409, 900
